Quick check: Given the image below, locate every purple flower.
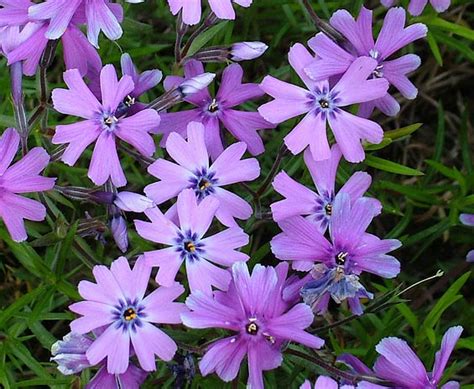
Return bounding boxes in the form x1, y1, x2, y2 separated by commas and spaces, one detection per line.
86, 365, 147, 389
460, 213, 474, 262
145, 121, 260, 227
135, 189, 249, 294
301, 376, 355, 389
114, 191, 154, 213
69, 256, 187, 374
28, 0, 124, 47
381, 0, 450, 16
168, 0, 252, 25
51, 65, 159, 187
0, 1, 102, 77
157, 61, 274, 159
258, 45, 388, 163
181, 261, 324, 389
271, 144, 379, 232
374, 326, 463, 388
271, 193, 401, 315
0, 128, 56, 242
304, 7, 427, 117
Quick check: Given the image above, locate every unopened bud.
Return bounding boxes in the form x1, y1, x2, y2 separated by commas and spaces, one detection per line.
231, 42, 268, 61
50, 333, 93, 375
110, 215, 128, 253
114, 192, 154, 213
179, 73, 215, 96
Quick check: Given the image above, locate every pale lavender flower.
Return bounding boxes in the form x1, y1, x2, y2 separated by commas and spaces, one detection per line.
374, 326, 463, 388
51, 65, 159, 187
304, 7, 427, 117
271, 144, 379, 231
381, 0, 450, 16
145, 121, 260, 227
157, 60, 274, 159
134, 189, 249, 294
0, 128, 56, 242
28, 0, 124, 47
69, 256, 187, 374
168, 0, 252, 25
271, 193, 401, 315
231, 42, 268, 61
86, 365, 147, 389
460, 213, 474, 262
259, 45, 388, 163
181, 262, 324, 389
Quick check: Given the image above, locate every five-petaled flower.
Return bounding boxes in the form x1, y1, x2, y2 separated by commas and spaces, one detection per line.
145, 121, 260, 227
51, 64, 160, 187
135, 189, 249, 294
69, 256, 188, 374
259, 45, 389, 163
181, 261, 324, 389
0, 128, 56, 242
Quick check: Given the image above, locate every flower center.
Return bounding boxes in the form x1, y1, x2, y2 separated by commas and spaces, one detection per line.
246, 319, 259, 335
185, 241, 196, 252
335, 251, 348, 266
189, 169, 217, 200
319, 99, 330, 109
101, 114, 119, 132
176, 230, 203, 262
123, 307, 137, 321
325, 203, 332, 216
125, 95, 135, 107
208, 98, 219, 113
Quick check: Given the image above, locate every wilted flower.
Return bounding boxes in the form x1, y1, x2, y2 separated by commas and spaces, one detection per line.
168, 0, 252, 25
146, 121, 260, 227
51, 65, 159, 187
460, 214, 474, 262
271, 145, 379, 234
259, 46, 388, 163
0, 128, 56, 242
181, 262, 324, 389
304, 7, 427, 117
271, 193, 401, 315
374, 326, 463, 388
157, 60, 274, 159
135, 189, 249, 294
69, 256, 187, 374
381, 0, 450, 16
231, 42, 268, 61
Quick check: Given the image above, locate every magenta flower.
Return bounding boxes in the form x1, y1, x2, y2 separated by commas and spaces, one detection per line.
271, 193, 401, 315
374, 326, 463, 388
69, 256, 187, 374
181, 262, 324, 389
157, 60, 274, 159
304, 7, 427, 117
168, 0, 252, 25
271, 145, 380, 231
0, 128, 56, 242
0, 1, 102, 77
135, 189, 249, 294
381, 0, 450, 16
51, 65, 159, 187
28, 0, 124, 47
258, 45, 388, 163
146, 121, 260, 227
460, 214, 474, 262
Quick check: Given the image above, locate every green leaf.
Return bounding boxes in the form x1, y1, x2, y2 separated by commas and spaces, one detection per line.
365, 155, 424, 176
426, 32, 443, 66
418, 16, 474, 41
384, 123, 423, 140
187, 22, 229, 57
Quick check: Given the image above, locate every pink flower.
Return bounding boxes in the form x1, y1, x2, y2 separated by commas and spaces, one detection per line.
69, 256, 188, 374
51, 65, 160, 187
146, 121, 260, 227
0, 128, 56, 242
135, 189, 249, 294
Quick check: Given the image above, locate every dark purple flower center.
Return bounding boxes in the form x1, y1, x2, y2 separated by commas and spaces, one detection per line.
113, 298, 145, 332
207, 98, 219, 113
100, 112, 119, 132
308, 85, 341, 120
335, 251, 348, 266
311, 191, 335, 229
188, 168, 218, 200
245, 320, 259, 335
175, 230, 204, 262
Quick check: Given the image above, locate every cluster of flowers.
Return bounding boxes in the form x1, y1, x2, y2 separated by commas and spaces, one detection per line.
0, 0, 468, 388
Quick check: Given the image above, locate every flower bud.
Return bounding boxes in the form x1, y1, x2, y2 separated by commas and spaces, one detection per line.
114, 192, 154, 213
179, 73, 215, 96
110, 215, 129, 253
231, 42, 268, 61
50, 333, 93, 375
